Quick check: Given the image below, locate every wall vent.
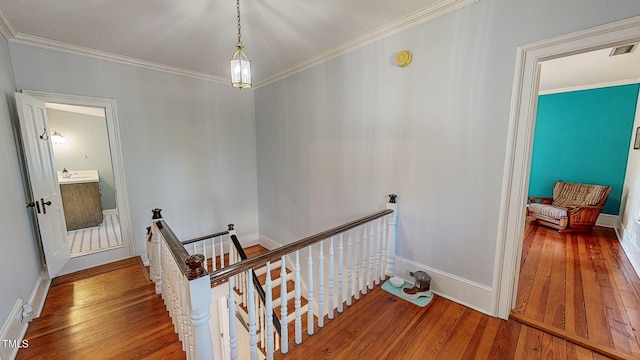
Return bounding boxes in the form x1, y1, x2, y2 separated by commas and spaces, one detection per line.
609, 43, 638, 56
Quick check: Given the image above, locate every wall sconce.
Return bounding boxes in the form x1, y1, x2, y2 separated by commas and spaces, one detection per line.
51, 130, 65, 144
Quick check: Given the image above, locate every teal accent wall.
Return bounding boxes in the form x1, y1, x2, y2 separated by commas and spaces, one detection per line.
529, 84, 639, 215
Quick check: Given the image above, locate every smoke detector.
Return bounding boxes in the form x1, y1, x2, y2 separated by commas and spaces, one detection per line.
609, 43, 638, 56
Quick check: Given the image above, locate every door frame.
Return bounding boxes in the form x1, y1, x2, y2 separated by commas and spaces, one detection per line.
493, 16, 640, 319
23, 90, 135, 269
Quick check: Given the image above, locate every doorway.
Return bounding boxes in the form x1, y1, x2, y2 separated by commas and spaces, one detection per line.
22, 90, 134, 276
47, 103, 122, 257
494, 16, 640, 318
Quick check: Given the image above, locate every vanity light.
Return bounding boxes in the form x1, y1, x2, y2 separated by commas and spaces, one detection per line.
51, 130, 65, 144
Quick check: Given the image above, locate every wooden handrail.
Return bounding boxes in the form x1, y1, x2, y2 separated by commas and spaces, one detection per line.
155, 220, 205, 279
229, 234, 282, 335
181, 229, 230, 246
210, 208, 394, 285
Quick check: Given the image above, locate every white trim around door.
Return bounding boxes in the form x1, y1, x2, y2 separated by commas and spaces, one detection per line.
23, 90, 134, 275
493, 16, 640, 319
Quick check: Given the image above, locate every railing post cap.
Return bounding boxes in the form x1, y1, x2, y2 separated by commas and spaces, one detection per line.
228, 224, 235, 230
185, 254, 206, 279
388, 194, 397, 203
152, 208, 163, 219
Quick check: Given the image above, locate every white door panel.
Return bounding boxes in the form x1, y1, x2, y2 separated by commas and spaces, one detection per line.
16, 92, 70, 278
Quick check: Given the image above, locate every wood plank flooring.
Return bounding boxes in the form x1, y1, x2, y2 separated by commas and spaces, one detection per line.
512, 220, 640, 359
17, 230, 638, 359
16, 257, 185, 360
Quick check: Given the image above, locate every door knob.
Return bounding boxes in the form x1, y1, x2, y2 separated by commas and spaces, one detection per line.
40, 198, 52, 215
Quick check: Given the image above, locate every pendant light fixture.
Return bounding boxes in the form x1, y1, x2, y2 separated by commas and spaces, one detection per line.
230, 0, 251, 88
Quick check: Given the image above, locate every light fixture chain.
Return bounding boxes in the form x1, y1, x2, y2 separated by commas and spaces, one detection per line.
236, 0, 242, 44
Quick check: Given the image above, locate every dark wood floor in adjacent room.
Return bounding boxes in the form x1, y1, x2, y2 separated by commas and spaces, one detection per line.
512, 220, 640, 360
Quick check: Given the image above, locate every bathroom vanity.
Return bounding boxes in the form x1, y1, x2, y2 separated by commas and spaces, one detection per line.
58, 170, 103, 231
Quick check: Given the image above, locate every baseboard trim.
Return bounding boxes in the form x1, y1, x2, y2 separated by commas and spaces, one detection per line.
0, 300, 27, 360
0, 272, 49, 360
619, 221, 640, 278
394, 256, 494, 316
257, 234, 494, 316
258, 234, 283, 251
28, 271, 51, 319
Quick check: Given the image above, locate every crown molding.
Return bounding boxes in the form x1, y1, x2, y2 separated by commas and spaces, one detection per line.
9, 32, 230, 85
254, 0, 479, 88
0, 0, 478, 88
0, 5, 16, 42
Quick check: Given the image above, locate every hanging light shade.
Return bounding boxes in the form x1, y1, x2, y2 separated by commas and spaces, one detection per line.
230, 0, 251, 88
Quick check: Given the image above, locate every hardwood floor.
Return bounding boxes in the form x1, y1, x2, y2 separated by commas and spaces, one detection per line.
16, 257, 185, 360
17, 233, 637, 359
512, 220, 640, 360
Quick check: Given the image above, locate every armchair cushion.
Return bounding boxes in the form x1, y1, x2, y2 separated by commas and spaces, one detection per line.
528, 203, 567, 219
527, 180, 611, 232
552, 181, 610, 208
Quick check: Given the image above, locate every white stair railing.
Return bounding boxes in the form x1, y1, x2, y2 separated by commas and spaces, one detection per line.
210, 194, 398, 360
148, 209, 214, 360
147, 194, 398, 360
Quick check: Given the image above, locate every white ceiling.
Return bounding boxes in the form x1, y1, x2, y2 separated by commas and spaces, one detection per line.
539, 44, 640, 93
0, 0, 637, 91
0, 0, 477, 87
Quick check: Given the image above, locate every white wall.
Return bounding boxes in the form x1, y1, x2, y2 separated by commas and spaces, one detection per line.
620, 89, 640, 275
0, 36, 41, 336
255, 0, 640, 312
9, 44, 260, 262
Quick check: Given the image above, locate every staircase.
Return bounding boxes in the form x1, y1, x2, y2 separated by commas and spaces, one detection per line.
233, 258, 314, 357
147, 194, 398, 360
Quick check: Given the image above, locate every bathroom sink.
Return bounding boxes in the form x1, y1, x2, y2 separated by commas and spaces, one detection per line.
57, 169, 99, 184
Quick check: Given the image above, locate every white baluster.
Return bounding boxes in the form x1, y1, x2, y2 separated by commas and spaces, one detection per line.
307, 246, 314, 335
328, 237, 335, 319
381, 217, 388, 278
375, 219, 382, 284
338, 234, 344, 313
347, 230, 353, 306
354, 229, 360, 300
318, 241, 325, 328
229, 276, 238, 360
369, 221, 375, 290
257, 291, 263, 348
220, 235, 225, 269
280, 255, 288, 354
265, 262, 274, 360
362, 223, 369, 295
294, 251, 302, 344
248, 270, 258, 360
150, 221, 162, 294
211, 237, 216, 271
387, 202, 398, 276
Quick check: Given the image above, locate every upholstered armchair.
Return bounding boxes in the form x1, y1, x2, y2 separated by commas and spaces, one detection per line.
527, 181, 612, 232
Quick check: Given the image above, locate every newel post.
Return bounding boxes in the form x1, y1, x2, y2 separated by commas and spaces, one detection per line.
150, 208, 163, 294
186, 255, 214, 360
386, 194, 398, 276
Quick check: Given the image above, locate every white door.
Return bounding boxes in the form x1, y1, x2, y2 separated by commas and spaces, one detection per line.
16, 92, 70, 278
